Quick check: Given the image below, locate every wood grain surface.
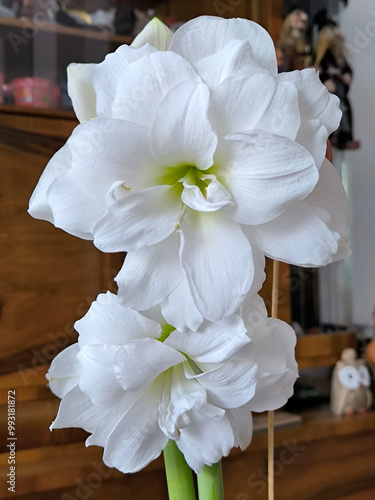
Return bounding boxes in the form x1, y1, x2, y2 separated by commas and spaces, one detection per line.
156, 0, 283, 42
0, 124, 125, 377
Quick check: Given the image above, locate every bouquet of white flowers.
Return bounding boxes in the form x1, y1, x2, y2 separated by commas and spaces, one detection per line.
29, 16, 349, 500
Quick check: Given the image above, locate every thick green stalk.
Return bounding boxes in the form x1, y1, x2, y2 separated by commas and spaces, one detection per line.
163, 440, 197, 500
197, 461, 225, 500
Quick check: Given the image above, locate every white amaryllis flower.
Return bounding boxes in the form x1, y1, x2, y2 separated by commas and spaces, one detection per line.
29, 16, 349, 324
47, 292, 298, 474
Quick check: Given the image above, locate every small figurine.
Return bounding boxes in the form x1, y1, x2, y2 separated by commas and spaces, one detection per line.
331, 348, 373, 416
278, 7, 312, 72
315, 20, 354, 149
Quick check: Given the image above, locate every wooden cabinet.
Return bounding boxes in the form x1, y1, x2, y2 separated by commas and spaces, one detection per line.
0, 11, 131, 111
0, 106, 124, 377
156, 0, 283, 42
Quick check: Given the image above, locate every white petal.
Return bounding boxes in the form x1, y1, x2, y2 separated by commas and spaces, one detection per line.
93, 185, 183, 252
169, 16, 277, 78
92, 43, 158, 118
114, 338, 185, 392
151, 80, 217, 170
305, 158, 350, 240
240, 294, 268, 333
168, 365, 207, 412
28, 145, 72, 225
86, 395, 140, 447
165, 315, 249, 364
227, 407, 253, 450
161, 277, 204, 333
181, 173, 232, 212
250, 370, 298, 412
36, 118, 155, 239
109, 51, 201, 127
66, 118, 155, 195
295, 119, 328, 171
278, 68, 341, 167
180, 209, 253, 321
116, 232, 184, 311
190, 349, 258, 408
51, 385, 105, 433
244, 318, 298, 412
46, 170, 103, 239
131, 17, 173, 50
193, 39, 259, 91
77, 345, 124, 408
217, 131, 318, 225
47, 344, 81, 398
209, 73, 299, 140
177, 409, 234, 474
76, 292, 161, 346
253, 203, 349, 267
250, 319, 297, 374
278, 68, 341, 135
67, 63, 96, 123
102, 383, 168, 473
159, 366, 207, 439
239, 227, 266, 295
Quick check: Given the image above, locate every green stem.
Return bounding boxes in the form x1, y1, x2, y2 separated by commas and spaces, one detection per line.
163, 440, 197, 500
197, 461, 225, 500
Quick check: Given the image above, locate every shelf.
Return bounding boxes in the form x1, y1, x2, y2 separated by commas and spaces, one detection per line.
0, 103, 75, 120
0, 105, 77, 139
1, 362, 375, 500
235, 405, 375, 455
295, 331, 357, 369
0, 15, 132, 44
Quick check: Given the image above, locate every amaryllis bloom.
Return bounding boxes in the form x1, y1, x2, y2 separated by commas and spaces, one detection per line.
29, 16, 350, 323
47, 292, 298, 474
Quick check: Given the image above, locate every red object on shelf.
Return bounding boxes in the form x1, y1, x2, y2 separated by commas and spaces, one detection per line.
11, 77, 61, 109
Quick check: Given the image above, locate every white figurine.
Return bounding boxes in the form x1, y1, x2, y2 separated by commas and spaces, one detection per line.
331, 348, 373, 416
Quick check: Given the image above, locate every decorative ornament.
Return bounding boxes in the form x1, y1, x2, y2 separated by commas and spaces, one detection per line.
331, 347, 373, 416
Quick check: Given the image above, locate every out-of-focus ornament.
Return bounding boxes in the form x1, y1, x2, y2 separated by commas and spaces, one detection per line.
331, 348, 373, 416
315, 20, 355, 149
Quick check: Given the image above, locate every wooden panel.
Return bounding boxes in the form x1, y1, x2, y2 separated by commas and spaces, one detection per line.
156, 0, 283, 41
1, 404, 374, 499
166, 0, 248, 20
336, 487, 375, 500
0, 105, 77, 139
260, 258, 291, 324
0, 112, 76, 139
0, 398, 88, 453
0, 126, 123, 375
224, 430, 375, 500
258, 0, 283, 42
295, 331, 357, 369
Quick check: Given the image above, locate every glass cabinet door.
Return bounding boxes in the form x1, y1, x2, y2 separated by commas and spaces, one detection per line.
0, 1, 132, 110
